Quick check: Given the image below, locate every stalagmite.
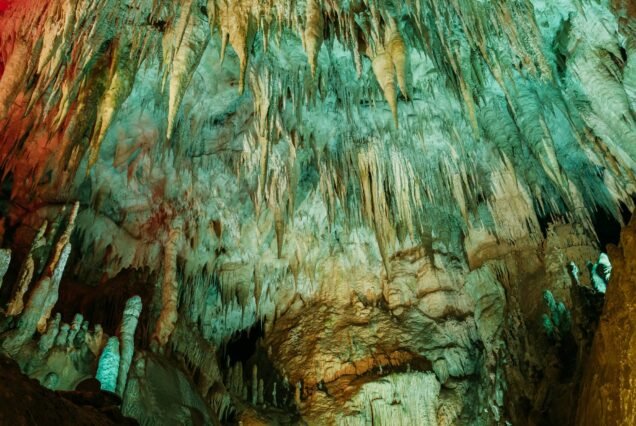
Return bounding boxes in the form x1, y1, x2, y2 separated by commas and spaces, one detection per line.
258, 378, 264, 405
6, 222, 47, 316
2, 203, 78, 353
42, 372, 59, 390
67, 313, 83, 346
36, 203, 79, 331
36, 242, 72, 333
5, 256, 35, 317
0, 249, 10, 290
1, 242, 70, 354
74, 320, 88, 348
272, 382, 277, 407
38, 313, 60, 355
96, 336, 120, 393
294, 381, 301, 406
116, 295, 142, 396
251, 364, 258, 405
87, 324, 104, 357
55, 323, 70, 348
152, 221, 182, 347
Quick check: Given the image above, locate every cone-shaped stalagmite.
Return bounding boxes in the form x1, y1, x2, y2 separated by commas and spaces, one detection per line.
0, 249, 10, 291
6, 222, 47, 316
2, 204, 78, 354
152, 220, 182, 347
116, 295, 142, 395
96, 336, 120, 393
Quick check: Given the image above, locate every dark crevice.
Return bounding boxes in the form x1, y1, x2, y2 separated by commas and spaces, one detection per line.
54, 267, 155, 349
216, 321, 300, 423
591, 202, 633, 250
221, 322, 265, 365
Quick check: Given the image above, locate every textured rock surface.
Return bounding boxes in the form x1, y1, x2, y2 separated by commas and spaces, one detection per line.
0, 0, 634, 424
577, 217, 636, 425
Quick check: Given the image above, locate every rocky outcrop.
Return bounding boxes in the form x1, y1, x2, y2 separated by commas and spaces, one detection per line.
0, 355, 136, 425
577, 218, 636, 425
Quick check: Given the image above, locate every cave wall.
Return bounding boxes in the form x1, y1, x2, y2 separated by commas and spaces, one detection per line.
0, 0, 634, 424
577, 216, 636, 425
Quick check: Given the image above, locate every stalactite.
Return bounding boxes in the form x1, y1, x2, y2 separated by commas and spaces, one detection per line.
274, 207, 285, 258
371, 49, 398, 127
385, 23, 409, 100
116, 295, 142, 396
218, 0, 256, 94
166, 1, 211, 138
88, 34, 137, 170
304, 0, 323, 78
0, 39, 28, 120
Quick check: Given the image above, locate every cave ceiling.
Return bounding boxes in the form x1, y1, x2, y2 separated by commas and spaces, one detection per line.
0, 0, 635, 424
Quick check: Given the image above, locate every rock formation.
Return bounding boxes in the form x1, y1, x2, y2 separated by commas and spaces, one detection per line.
0, 0, 634, 424
577, 217, 636, 425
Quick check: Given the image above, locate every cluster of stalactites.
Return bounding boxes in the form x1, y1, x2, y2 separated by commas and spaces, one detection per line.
0, 0, 550, 169
0, 0, 563, 214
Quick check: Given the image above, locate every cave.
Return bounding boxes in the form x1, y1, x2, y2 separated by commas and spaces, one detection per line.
0, 0, 635, 425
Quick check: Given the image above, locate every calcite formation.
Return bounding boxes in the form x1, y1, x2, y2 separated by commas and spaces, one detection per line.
0, 0, 634, 424
96, 336, 121, 393
117, 295, 142, 395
